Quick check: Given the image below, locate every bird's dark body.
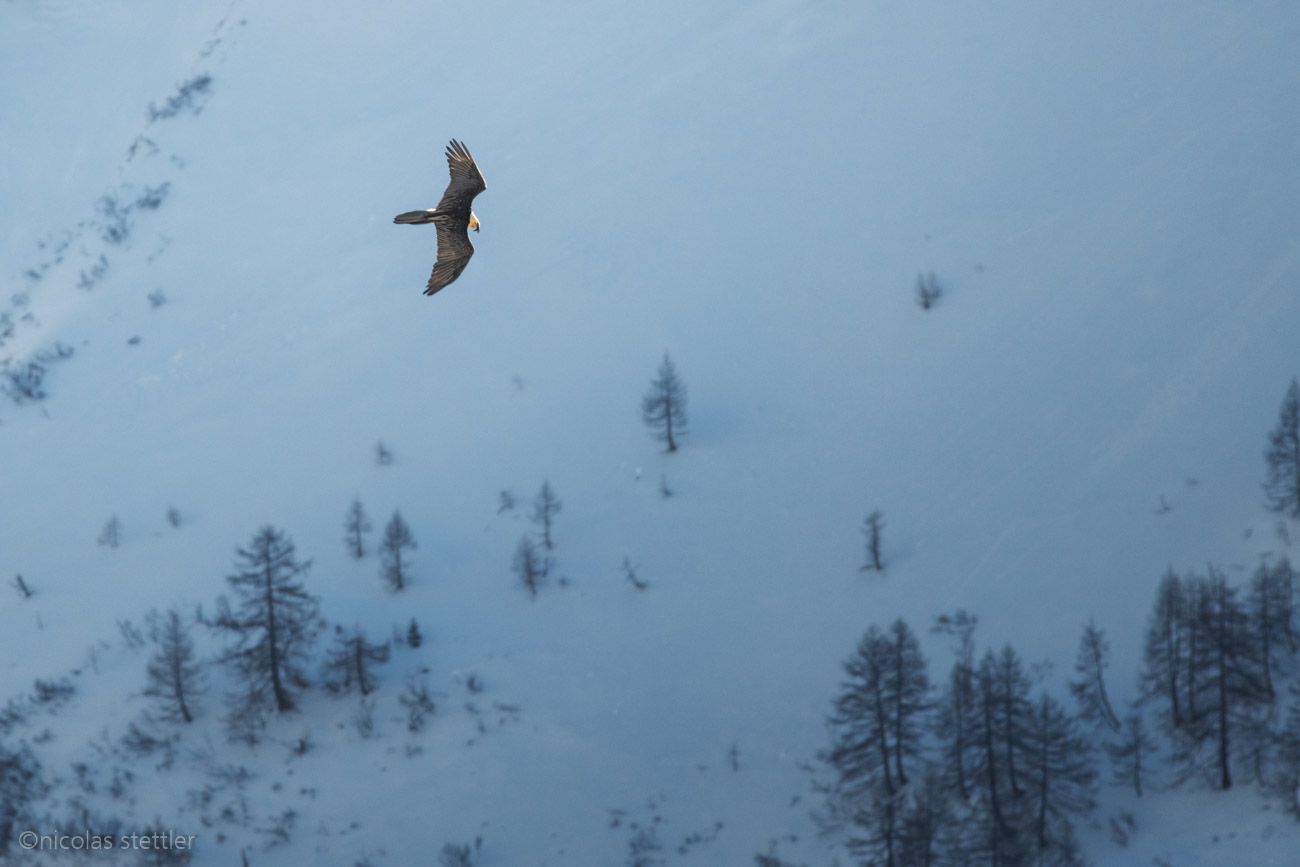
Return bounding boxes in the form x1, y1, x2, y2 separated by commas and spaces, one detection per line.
394, 139, 486, 295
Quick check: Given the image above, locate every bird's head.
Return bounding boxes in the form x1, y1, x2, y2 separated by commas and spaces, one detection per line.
469, 211, 480, 233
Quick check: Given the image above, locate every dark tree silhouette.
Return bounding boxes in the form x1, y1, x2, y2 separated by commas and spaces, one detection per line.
380, 510, 417, 591
1265, 378, 1300, 517
1249, 557, 1296, 699
896, 766, 949, 867
1069, 619, 1120, 731
1140, 568, 1186, 732
532, 480, 562, 551
1169, 567, 1269, 789
641, 354, 687, 452
1272, 687, 1300, 818
344, 497, 372, 559
215, 526, 320, 714
0, 742, 43, 858
98, 515, 122, 548
885, 620, 930, 786
966, 649, 1029, 867
514, 535, 544, 598
401, 677, 437, 733
915, 271, 943, 311
1023, 693, 1095, 859
932, 610, 979, 800
1107, 710, 1157, 797
142, 608, 203, 723
407, 617, 423, 649
861, 510, 885, 572
439, 842, 476, 867
992, 645, 1033, 799
11, 574, 32, 599
324, 627, 390, 696
826, 620, 929, 866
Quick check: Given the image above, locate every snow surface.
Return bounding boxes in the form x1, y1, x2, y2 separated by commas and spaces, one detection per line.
2, 0, 1300, 863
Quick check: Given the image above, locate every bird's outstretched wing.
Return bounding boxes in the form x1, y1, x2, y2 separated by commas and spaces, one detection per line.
434, 139, 486, 216
426, 222, 474, 295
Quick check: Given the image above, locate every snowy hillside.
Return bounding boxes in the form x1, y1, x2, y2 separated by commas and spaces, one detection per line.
3, 0, 1300, 864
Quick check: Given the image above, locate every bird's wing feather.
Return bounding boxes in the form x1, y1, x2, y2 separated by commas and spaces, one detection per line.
433, 139, 487, 215
425, 221, 475, 295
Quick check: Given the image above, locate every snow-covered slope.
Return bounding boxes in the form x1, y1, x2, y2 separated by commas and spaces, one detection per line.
3, 1, 1300, 863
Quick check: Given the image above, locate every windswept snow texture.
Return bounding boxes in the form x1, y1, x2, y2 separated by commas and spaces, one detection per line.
3, 1, 1300, 864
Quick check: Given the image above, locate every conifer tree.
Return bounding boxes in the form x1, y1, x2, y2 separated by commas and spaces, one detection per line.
1069, 619, 1121, 731
1271, 685, 1300, 818
344, 496, 372, 559
967, 650, 1028, 867
993, 646, 1033, 799
1249, 557, 1296, 699
932, 610, 979, 800
1170, 567, 1269, 789
514, 535, 544, 598
1023, 693, 1095, 860
142, 608, 203, 723
324, 627, 390, 696
380, 510, 416, 591
1264, 378, 1300, 517
885, 619, 930, 786
896, 766, 949, 867
641, 354, 687, 452
98, 515, 121, 548
215, 526, 320, 714
1141, 568, 1186, 732
532, 480, 562, 552
1107, 710, 1157, 797
827, 621, 930, 866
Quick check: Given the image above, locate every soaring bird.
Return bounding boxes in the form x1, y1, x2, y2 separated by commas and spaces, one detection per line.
393, 139, 487, 295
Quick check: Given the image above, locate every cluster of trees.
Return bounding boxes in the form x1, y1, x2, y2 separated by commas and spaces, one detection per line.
1139, 561, 1299, 797
0, 741, 43, 859
825, 552, 1300, 866
820, 376, 1300, 863
512, 481, 562, 598
343, 498, 417, 592
93, 506, 183, 550
824, 613, 1096, 866
134, 525, 426, 744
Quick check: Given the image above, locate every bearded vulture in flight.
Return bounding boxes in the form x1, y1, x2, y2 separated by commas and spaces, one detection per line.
393, 139, 487, 295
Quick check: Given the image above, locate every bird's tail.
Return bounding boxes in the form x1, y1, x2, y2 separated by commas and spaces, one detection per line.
393, 210, 436, 224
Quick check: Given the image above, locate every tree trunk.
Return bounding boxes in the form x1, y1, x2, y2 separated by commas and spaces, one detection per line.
981, 697, 1007, 866
1165, 620, 1181, 727
265, 563, 290, 712
1217, 629, 1231, 790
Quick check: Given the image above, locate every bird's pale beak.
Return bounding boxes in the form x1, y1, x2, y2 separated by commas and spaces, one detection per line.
469, 212, 480, 233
